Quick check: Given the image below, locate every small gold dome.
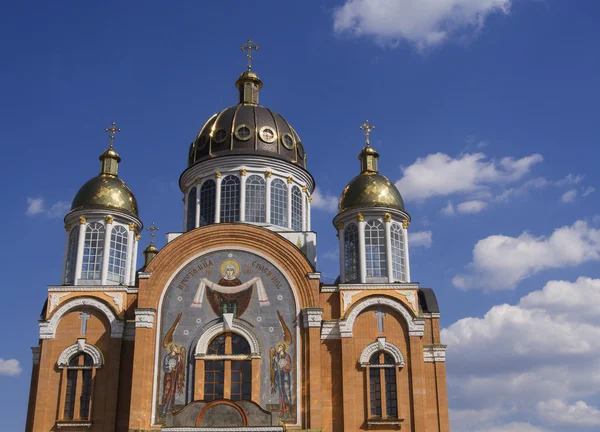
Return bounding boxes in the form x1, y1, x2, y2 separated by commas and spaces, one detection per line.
338, 173, 404, 213
70, 175, 139, 217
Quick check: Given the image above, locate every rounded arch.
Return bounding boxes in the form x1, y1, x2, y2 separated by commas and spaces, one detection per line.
359, 338, 405, 368
195, 321, 261, 357
57, 341, 104, 368
44, 297, 123, 339
342, 295, 424, 338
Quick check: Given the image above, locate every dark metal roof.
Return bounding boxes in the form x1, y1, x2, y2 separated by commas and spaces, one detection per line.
418, 288, 440, 314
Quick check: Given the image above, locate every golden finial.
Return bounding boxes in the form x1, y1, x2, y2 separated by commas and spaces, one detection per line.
104, 121, 121, 150
147, 222, 159, 245
360, 120, 375, 147
240, 39, 260, 71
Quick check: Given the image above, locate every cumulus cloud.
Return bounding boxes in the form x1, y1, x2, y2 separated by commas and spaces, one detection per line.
457, 200, 488, 214
582, 186, 595, 197
453, 220, 600, 291
441, 201, 455, 216
26, 197, 70, 218
310, 188, 338, 213
443, 277, 600, 431
333, 0, 512, 49
562, 189, 577, 203
0, 359, 22, 376
396, 152, 543, 202
409, 230, 432, 248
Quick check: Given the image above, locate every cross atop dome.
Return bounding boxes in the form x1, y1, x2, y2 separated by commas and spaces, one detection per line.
104, 121, 121, 150
360, 120, 375, 147
240, 39, 260, 72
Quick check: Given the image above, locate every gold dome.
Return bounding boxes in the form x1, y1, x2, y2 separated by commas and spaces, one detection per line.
70, 174, 139, 217
338, 173, 405, 213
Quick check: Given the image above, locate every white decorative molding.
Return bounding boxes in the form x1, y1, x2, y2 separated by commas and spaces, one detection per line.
422, 313, 441, 319
48, 285, 138, 294
395, 289, 417, 312
307, 272, 321, 280
339, 282, 420, 290
301, 308, 323, 328
359, 339, 406, 367
56, 421, 92, 428
40, 297, 124, 340
342, 296, 425, 338
57, 340, 104, 367
320, 285, 338, 293
31, 346, 40, 365
223, 313, 234, 330
139, 272, 152, 279
123, 321, 136, 341
49, 292, 70, 313
424, 345, 447, 363
135, 308, 156, 328
196, 320, 260, 357
161, 428, 284, 432
342, 290, 360, 312
104, 292, 124, 313
320, 320, 342, 340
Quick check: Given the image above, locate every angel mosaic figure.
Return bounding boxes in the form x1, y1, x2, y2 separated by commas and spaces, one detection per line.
270, 311, 294, 419
161, 313, 186, 416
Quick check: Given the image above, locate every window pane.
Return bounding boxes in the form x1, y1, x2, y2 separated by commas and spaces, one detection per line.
344, 224, 359, 282
186, 187, 197, 231
230, 360, 252, 401
270, 179, 287, 227
81, 223, 105, 280
291, 186, 303, 231
207, 334, 226, 355
245, 175, 266, 223
200, 180, 216, 226
63, 369, 78, 420
79, 368, 93, 419
64, 226, 79, 284
107, 225, 128, 283
384, 367, 398, 417
231, 334, 250, 354
220, 176, 240, 222
204, 360, 225, 401
390, 223, 406, 281
365, 220, 387, 278
369, 368, 382, 417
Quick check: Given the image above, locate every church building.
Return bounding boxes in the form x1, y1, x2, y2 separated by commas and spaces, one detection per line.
25, 42, 449, 432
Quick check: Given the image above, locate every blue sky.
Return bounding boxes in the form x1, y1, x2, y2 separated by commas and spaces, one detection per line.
2, 1, 600, 430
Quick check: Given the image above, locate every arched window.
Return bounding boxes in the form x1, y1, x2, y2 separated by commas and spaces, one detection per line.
64, 226, 79, 284
187, 186, 197, 231
344, 223, 360, 282
81, 223, 105, 281
270, 178, 288, 227
63, 353, 94, 420
108, 225, 128, 283
220, 175, 240, 222
203, 333, 252, 402
200, 180, 216, 226
245, 175, 266, 223
368, 352, 397, 418
291, 186, 302, 231
365, 220, 387, 279
390, 223, 406, 282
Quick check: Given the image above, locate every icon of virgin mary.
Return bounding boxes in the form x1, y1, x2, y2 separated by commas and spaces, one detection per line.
191, 259, 270, 317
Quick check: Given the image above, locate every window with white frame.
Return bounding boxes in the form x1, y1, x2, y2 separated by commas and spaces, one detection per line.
390, 223, 406, 282
200, 180, 216, 226
62, 353, 95, 421
64, 226, 79, 284
270, 178, 288, 227
107, 225, 128, 283
186, 186, 197, 231
81, 223, 105, 280
245, 175, 266, 223
220, 175, 240, 222
365, 220, 387, 278
344, 223, 360, 282
291, 186, 302, 231
367, 352, 398, 418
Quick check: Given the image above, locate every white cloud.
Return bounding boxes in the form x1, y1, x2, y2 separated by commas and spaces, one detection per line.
443, 277, 600, 431
26, 197, 70, 218
441, 201, 455, 216
311, 188, 338, 213
457, 200, 488, 214
453, 220, 600, 291
396, 152, 543, 202
333, 0, 512, 49
562, 189, 577, 203
583, 186, 595, 197
482, 423, 550, 432
409, 230, 432, 248
0, 359, 22, 376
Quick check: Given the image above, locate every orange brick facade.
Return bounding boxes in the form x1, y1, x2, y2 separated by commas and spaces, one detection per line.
26, 224, 449, 431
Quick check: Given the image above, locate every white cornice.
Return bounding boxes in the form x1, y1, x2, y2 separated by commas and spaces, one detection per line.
48, 285, 138, 294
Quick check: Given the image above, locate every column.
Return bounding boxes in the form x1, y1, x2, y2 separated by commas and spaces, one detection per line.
307, 196, 312, 231
61, 225, 70, 284
195, 182, 201, 228
129, 234, 140, 286
287, 177, 293, 229
124, 224, 135, 285
357, 214, 366, 283
215, 173, 222, 223
337, 222, 345, 283
182, 189, 188, 231
74, 216, 87, 284
403, 220, 411, 282
384, 214, 393, 282
302, 186, 308, 231
101, 216, 114, 285
302, 308, 323, 429
240, 169, 247, 222
265, 171, 272, 224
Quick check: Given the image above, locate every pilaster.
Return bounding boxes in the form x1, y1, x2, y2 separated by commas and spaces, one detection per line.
240, 169, 247, 222
74, 217, 87, 284
215, 173, 223, 223
357, 214, 366, 283
101, 217, 114, 284
384, 216, 393, 282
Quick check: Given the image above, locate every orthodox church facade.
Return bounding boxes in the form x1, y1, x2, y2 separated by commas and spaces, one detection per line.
25, 44, 449, 432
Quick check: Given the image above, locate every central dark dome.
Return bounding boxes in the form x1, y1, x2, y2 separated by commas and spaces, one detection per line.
188, 104, 306, 168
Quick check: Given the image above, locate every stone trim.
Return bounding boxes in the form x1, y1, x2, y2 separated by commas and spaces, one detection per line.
301, 308, 323, 328
422, 313, 441, 319
320, 285, 338, 293
359, 337, 405, 367
195, 320, 261, 356
306, 272, 321, 280
135, 308, 156, 329
40, 297, 123, 339
424, 345, 447, 363
31, 346, 40, 365
48, 285, 138, 294
320, 320, 341, 340
49, 292, 70, 313
395, 289, 417, 312
104, 292, 124, 312
56, 422, 92, 428
57, 339, 104, 368
138, 272, 152, 279
342, 290, 360, 312
339, 283, 420, 290
161, 428, 284, 432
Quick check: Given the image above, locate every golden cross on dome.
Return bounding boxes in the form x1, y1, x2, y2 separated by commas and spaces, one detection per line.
104, 121, 121, 149
360, 120, 376, 147
240, 39, 260, 71
147, 222, 159, 245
